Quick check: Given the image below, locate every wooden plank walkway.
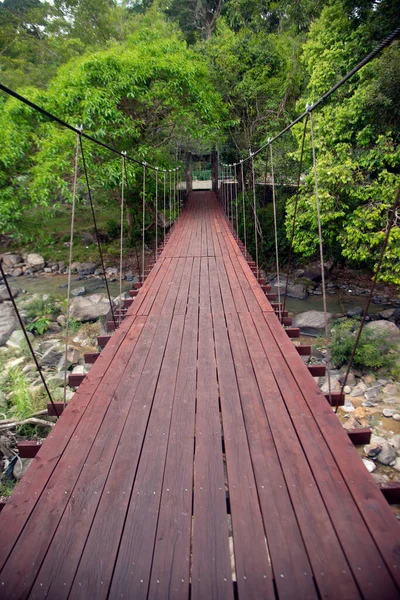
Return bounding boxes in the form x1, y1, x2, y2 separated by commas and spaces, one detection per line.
1, 191, 399, 599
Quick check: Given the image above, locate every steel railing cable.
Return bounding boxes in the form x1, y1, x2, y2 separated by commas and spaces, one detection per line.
142, 164, 146, 283
0, 261, 58, 417
250, 151, 259, 277
169, 170, 172, 222
79, 136, 117, 328
0, 82, 174, 174
174, 168, 177, 220
282, 116, 309, 316
163, 171, 166, 243
228, 165, 232, 224
220, 27, 399, 169
309, 109, 332, 406
269, 142, 281, 320
63, 133, 80, 407
234, 164, 239, 235
119, 153, 126, 326
241, 161, 247, 258
155, 168, 159, 259
340, 187, 400, 408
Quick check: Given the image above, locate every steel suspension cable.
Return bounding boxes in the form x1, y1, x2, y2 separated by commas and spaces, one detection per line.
282, 117, 309, 315
251, 152, 259, 277
63, 133, 80, 407
309, 110, 332, 406
142, 164, 146, 283
0, 83, 173, 173
118, 154, 125, 326
269, 143, 281, 319
0, 261, 58, 417
241, 161, 247, 258
79, 136, 116, 328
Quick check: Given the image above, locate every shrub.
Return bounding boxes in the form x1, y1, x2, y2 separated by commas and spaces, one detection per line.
329, 318, 397, 373
24, 296, 60, 319
26, 316, 51, 335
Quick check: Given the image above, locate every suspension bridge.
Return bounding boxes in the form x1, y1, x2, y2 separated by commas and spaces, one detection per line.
1, 27, 400, 600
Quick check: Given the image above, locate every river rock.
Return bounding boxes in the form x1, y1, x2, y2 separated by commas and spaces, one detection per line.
320, 373, 341, 394
365, 320, 400, 339
376, 443, 396, 466
13, 458, 32, 481
391, 435, 400, 455
57, 348, 80, 371
383, 383, 398, 396
302, 266, 323, 282
72, 286, 86, 297
106, 267, 118, 276
380, 308, 395, 319
364, 442, 383, 458
11, 268, 23, 277
81, 232, 95, 245
26, 253, 45, 271
350, 382, 367, 397
78, 262, 97, 276
362, 459, 376, 473
364, 384, 381, 402
0, 285, 21, 302
2, 253, 22, 269
292, 310, 333, 336
39, 343, 64, 368
346, 306, 363, 318
69, 293, 113, 322
339, 370, 356, 386
286, 283, 307, 300
0, 303, 18, 346
6, 330, 34, 350
382, 408, 397, 418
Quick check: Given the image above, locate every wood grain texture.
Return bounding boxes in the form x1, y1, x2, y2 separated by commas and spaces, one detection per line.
1, 191, 398, 600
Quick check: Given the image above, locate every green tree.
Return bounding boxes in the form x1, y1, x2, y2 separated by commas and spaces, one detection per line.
286, 1, 400, 283
0, 10, 227, 239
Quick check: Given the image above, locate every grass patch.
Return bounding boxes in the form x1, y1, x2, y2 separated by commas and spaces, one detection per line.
7, 203, 119, 263
0, 479, 15, 498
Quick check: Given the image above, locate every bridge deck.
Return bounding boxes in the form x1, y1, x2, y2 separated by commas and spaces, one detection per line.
0, 192, 399, 599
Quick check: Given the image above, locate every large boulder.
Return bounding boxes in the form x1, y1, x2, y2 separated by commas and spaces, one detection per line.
69, 293, 113, 322
78, 262, 97, 276
26, 253, 45, 271
6, 329, 34, 350
302, 266, 323, 282
286, 283, 307, 300
0, 285, 21, 302
365, 320, 400, 339
0, 303, 18, 345
2, 254, 22, 269
39, 342, 64, 368
293, 310, 333, 336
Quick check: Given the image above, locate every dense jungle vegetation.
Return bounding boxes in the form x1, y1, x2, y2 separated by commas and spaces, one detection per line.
0, 0, 399, 282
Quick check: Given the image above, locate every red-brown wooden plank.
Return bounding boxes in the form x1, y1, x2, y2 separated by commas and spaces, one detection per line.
212, 314, 275, 598
191, 311, 233, 599
108, 315, 185, 599
148, 310, 198, 597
